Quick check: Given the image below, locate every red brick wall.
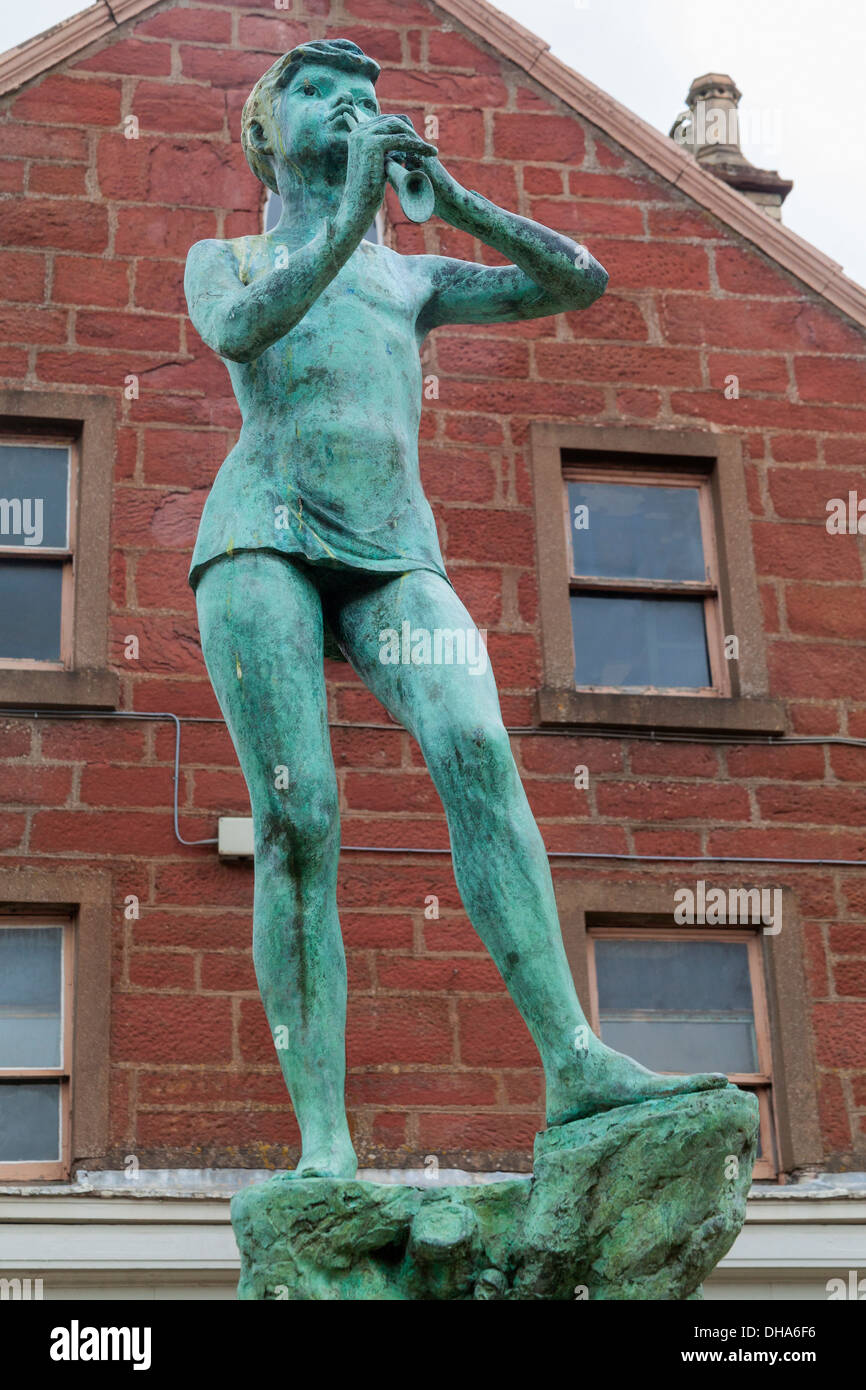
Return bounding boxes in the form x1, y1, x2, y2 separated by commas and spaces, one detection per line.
1, 0, 865, 1173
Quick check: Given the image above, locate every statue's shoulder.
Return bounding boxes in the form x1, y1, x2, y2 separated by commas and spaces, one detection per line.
187, 234, 228, 260
185, 236, 232, 289
371, 240, 434, 290
186, 235, 277, 300
186, 234, 262, 275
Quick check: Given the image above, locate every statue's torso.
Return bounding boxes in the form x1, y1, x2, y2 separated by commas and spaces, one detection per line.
189, 234, 447, 592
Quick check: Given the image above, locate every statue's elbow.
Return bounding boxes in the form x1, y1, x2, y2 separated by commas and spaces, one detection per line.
216, 310, 299, 363
569, 260, 608, 312
218, 343, 253, 364
587, 259, 609, 302
216, 332, 258, 365
214, 306, 258, 363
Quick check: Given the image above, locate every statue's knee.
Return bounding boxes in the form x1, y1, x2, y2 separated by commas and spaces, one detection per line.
428, 717, 516, 793
255, 788, 339, 866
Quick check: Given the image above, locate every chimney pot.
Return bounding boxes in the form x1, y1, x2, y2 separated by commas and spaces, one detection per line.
670, 74, 793, 221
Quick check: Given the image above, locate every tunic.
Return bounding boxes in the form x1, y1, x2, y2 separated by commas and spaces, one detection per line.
186, 240, 453, 662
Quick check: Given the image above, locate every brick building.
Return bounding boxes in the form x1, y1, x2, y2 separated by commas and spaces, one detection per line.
0, 0, 865, 1298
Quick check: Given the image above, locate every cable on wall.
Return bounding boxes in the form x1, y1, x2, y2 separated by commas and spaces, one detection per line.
2, 708, 865, 866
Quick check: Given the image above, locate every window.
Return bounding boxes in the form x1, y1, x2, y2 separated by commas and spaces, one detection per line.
0, 871, 112, 1181
553, 878, 823, 1180
0, 436, 75, 669
587, 925, 776, 1177
566, 464, 726, 694
0, 918, 73, 1180
0, 391, 117, 708
529, 424, 785, 733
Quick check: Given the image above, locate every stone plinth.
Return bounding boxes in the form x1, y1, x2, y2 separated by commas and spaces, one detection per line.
231, 1085, 758, 1300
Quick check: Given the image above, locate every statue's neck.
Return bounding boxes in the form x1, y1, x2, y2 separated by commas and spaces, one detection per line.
271, 164, 346, 245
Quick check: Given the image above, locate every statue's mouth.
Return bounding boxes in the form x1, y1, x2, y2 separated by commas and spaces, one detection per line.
326, 105, 356, 134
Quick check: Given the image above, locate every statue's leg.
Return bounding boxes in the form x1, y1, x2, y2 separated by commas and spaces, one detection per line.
328, 567, 727, 1126
196, 552, 357, 1178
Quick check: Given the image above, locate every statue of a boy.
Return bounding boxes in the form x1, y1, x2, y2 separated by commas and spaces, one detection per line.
185, 39, 725, 1178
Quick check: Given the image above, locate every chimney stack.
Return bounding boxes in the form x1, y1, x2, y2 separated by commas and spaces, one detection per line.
670, 74, 792, 221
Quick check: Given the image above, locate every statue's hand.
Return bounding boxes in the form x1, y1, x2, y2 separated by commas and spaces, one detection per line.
406, 154, 467, 226
337, 112, 437, 243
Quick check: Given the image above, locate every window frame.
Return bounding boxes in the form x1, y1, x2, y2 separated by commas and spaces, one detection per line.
586, 923, 777, 1178
0, 433, 78, 673
563, 461, 730, 698
0, 390, 118, 709
553, 876, 823, 1180
0, 916, 74, 1181
529, 423, 786, 733
0, 869, 112, 1183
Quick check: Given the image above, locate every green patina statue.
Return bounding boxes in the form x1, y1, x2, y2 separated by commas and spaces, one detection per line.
184, 39, 730, 1184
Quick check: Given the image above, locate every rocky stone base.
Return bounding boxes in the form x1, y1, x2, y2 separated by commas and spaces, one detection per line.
231, 1084, 758, 1300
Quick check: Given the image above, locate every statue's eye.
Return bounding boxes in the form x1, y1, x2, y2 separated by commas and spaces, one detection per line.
361, 99, 378, 112
302, 82, 317, 97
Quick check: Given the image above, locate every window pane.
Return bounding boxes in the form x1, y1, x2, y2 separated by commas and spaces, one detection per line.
0, 444, 69, 549
571, 593, 710, 688
594, 938, 758, 1074
568, 481, 705, 581
0, 559, 64, 661
0, 927, 63, 1068
0, 1082, 60, 1162
264, 188, 281, 232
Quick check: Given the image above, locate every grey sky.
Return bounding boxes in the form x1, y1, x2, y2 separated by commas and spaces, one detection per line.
2, 0, 864, 287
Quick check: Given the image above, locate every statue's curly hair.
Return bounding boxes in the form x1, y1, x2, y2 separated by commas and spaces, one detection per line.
241, 39, 381, 192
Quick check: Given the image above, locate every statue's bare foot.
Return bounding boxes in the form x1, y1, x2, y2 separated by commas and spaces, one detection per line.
545, 1038, 729, 1127
288, 1137, 358, 1180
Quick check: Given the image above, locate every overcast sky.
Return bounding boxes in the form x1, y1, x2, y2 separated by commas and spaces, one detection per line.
3, 0, 864, 287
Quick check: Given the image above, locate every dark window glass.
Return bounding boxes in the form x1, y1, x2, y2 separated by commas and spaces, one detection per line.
594, 938, 758, 1074
264, 188, 281, 232
568, 481, 705, 581
0, 1082, 60, 1162
0, 559, 64, 661
571, 593, 710, 688
0, 928, 63, 1069
0, 444, 69, 549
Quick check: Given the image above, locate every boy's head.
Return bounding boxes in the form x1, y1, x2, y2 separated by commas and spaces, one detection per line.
242, 39, 381, 192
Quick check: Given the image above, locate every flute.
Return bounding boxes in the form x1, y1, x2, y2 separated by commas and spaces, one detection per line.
343, 108, 435, 225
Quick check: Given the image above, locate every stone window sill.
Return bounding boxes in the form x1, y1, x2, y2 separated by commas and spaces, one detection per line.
537, 687, 787, 735
0, 668, 118, 710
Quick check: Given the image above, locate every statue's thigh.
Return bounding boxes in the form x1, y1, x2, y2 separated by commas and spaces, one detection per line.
195, 552, 334, 801
329, 567, 504, 739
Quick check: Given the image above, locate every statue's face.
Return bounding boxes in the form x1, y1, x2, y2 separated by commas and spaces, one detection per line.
274, 61, 380, 172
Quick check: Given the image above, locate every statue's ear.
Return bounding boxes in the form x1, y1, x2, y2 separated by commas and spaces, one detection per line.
248, 119, 272, 156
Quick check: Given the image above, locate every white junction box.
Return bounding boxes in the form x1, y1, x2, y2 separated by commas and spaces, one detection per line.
217, 817, 254, 859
